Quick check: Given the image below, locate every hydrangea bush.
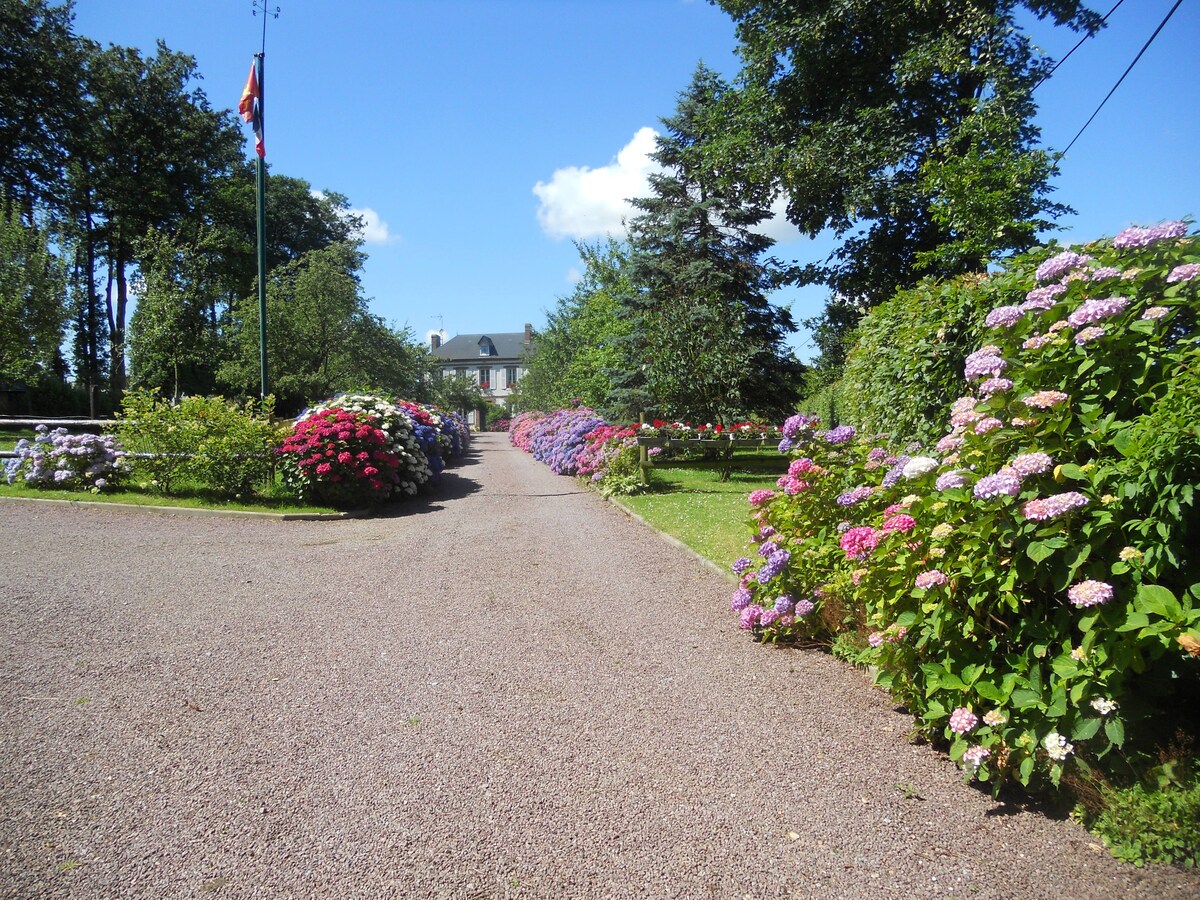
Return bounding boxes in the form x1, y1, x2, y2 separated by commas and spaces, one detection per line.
738, 222, 1200, 793
528, 406, 607, 475
304, 393, 433, 496
5, 425, 127, 491
276, 407, 401, 508
508, 411, 545, 452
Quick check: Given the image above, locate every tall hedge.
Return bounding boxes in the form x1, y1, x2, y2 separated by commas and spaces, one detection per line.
840, 275, 994, 445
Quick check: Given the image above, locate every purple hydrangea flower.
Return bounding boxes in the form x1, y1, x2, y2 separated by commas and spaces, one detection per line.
732, 557, 752, 575
936, 469, 969, 491
978, 377, 1012, 398
1167, 263, 1200, 284
836, 485, 874, 507
985, 305, 1025, 328
1036, 251, 1093, 283
881, 456, 911, 488
1087, 266, 1122, 281
731, 586, 753, 611
964, 349, 1006, 381
773, 595, 795, 615
1022, 283, 1066, 309
1112, 221, 1187, 249
794, 598, 815, 617
782, 414, 813, 439
757, 549, 790, 583
1074, 326, 1106, 345
822, 425, 856, 445
1067, 296, 1130, 328
973, 472, 1022, 500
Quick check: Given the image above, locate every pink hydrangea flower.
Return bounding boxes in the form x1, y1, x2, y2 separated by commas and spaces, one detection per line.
839, 526, 880, 559
1023, 390, 1069, 409
1068, 580, 1114, 608
936, 434, 964, 454
748, 489, 775, 507
1009, 452, 1052, 477
788, 457, 815, 476
1022, 491, 1088, 521
915, 570, 948, 589
1141, 306, 1170, 320
1022, 333, 1054, 350
962, 746, 990, 769
949, 707, 979, 735
1074, 326, 1106, 345
974, 417, 1003, 435
882, 514, 916, 534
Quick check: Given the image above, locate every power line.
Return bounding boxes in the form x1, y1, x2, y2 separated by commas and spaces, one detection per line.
1031, 0, 1126, 93
1060, 0, 1185, 157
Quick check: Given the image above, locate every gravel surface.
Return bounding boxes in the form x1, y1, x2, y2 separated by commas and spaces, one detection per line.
2, 433, 1197, 899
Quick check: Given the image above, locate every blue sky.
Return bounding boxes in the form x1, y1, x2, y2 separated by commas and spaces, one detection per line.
74, 0, 1198, 359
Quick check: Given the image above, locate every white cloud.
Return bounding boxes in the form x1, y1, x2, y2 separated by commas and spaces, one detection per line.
310, 190, 398, 245
757, 194, 807, 243
350, 206, 398, 245
566, 267, 582, 285
533, 127, 661, 240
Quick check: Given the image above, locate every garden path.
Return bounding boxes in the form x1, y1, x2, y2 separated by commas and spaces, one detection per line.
1, 433, 1196, 899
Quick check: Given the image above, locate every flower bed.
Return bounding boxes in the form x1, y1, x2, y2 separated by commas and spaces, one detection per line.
733, 221, 1200, 794
4, 425, 127, 491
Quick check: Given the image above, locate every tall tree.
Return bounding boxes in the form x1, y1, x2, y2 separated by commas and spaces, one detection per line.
0, 194, 66, 384
0, 0, 85, 221
128, 228, 222, 400
199, 170, 365, 311
517, 239, 633, 414
709, 0, 1101, 367
72, 40, 242, 392
219, 242, 421, 412
614, 64, 802, 424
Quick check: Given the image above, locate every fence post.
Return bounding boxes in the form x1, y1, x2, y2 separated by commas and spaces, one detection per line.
638, 411, 649, 484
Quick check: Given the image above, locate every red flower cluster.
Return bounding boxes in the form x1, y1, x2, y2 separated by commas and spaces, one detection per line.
277, 408, 401, 507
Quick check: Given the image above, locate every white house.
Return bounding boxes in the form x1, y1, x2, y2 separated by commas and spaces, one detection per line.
430, 324, 532, 426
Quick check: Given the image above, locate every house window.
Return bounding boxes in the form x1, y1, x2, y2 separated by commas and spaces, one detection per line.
478, 366, 490, 389
505, 366, 518, 388
454, 367, 466, 379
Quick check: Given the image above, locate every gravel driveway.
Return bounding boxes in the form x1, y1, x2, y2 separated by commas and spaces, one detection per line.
1, 433, 1196, 899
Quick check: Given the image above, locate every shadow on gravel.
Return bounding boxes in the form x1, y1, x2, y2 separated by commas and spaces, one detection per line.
370, 469, 482, 518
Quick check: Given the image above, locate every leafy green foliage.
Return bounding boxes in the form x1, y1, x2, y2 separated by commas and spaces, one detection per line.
0, 194, 65, 384
114, 389, 279, 497
613, 64, 803, 424
220, 243, 424, 413
841, 274, 993, 445
1087, 771, 1200, 867
708, 0, 1099, 368
516, 239, 633, 414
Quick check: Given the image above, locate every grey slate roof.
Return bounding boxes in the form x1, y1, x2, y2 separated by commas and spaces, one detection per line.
432, 332, 530, 362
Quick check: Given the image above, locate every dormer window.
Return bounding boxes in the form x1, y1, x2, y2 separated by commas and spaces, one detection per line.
478, 337, 495, 357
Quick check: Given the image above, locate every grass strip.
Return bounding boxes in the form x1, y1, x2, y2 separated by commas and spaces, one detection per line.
619, 462, 782, 571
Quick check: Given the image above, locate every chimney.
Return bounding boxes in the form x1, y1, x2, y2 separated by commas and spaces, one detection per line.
430, 332, 441, 351
524, 322, 533, 344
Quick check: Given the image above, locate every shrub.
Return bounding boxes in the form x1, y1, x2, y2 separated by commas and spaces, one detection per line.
4, 425, 127, 490
576, 423, 644, 496
528, 406, 607, 475
841, 275, 992, 445
1086, 769, 1200, 867
305, 393, 432, 496
735, 221, 1200, 795
113, 390, 277, 497
509, 411, 546, 452
276, 407, 400, 508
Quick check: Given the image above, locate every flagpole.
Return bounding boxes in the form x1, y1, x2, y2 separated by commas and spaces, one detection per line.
251, 1, 279, 403
255, 50, 268, 402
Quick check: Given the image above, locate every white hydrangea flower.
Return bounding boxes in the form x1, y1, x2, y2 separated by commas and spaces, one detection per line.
1090, 697, 1118, 716
1043, 731, 1073, 761
902, 457, 939, 479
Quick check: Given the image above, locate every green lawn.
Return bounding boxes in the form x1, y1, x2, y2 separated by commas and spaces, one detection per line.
619, 455, 785, 571
0, 478, 338, 516
0, 428, 37, 451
